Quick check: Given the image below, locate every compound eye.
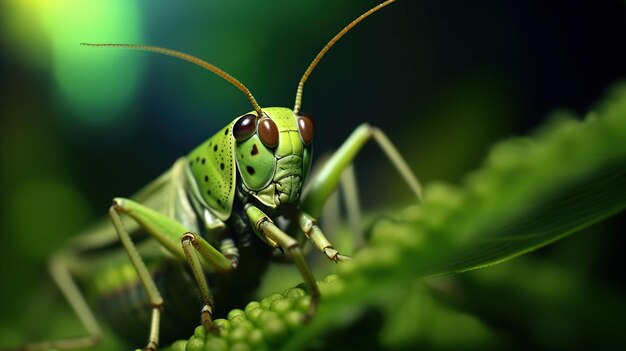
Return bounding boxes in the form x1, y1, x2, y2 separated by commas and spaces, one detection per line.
258, 118, 279, 148
233, 114, 257, 141
297, 114, 314, 145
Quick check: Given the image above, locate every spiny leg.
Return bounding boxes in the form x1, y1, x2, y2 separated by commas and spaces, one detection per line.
312, 184, 340, 256
163, 158, 216, 332
298, 162, 358, 263
48, 257, 103, 349
302, 158, 362, 254
245, 205, 320, 321
299, 153, 335, 253
340, 164, 363, 248
299, 123, 423, 261
302, 123, 422, 218
181, 233, 216, 333
298, 211, 351, 262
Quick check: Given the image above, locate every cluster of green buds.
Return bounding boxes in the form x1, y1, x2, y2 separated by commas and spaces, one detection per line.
157, 275, 339, 351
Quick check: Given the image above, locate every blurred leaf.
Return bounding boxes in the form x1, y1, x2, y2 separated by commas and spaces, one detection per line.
448, 253, 626, 349
379, 281, 496, 349
423, 161, 624, 277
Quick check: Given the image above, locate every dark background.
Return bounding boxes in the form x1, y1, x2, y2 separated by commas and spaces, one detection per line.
1, 0, 624, 348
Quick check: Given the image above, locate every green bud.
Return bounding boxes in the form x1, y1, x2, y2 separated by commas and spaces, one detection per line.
228, 309, 246, 321
193, 325, 206, 339
230, 315, 246, 327
324, 274, 339, 284
261, 317, 288, 345
248, 328, 265, 348
235, 320, 254, 332
270, 298, 293, 315
245, 301, 261, 314
284, 287, 306, 300
295, 295, 311, 314
246, 307, 263, 322
213, 319, 230, 331
169, 340, 187, 351
229, 326, 250, 344
203, 337, 228, 351
260, 292, 284, 310
185, 336, 204, 351
256, 310, 280, 326
283, 310, 304, 330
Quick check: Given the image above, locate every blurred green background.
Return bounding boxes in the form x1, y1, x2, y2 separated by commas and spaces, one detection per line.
0, 0, 624, 349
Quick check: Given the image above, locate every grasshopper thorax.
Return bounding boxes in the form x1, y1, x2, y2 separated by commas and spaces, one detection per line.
187, 107, 313, 220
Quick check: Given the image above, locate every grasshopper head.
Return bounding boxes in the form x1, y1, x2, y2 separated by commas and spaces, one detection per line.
233, 107, 313, 209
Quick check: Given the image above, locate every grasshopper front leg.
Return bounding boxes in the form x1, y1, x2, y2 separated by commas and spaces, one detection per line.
244, 205, 320, 321
298, 211, 351, 262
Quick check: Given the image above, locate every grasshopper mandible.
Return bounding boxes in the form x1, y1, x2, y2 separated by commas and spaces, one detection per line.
6, 1, 422, 350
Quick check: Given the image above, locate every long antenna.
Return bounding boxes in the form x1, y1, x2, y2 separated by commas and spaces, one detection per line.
293, 0, 397, 114
81, 43, 264, 118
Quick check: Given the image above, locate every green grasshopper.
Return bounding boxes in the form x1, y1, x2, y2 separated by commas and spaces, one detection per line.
6, 0, 421, 350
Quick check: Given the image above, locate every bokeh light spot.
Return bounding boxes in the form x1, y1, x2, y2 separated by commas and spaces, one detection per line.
38, 0, 144, 127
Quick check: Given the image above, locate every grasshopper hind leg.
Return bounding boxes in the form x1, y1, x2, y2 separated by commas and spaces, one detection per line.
299, 123, 423, 262
49, 256, 103, 349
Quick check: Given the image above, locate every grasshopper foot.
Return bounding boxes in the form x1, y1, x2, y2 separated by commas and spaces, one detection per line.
201, 304, 220, 335
144, 340, 158, 351
323, 247, 352, 262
